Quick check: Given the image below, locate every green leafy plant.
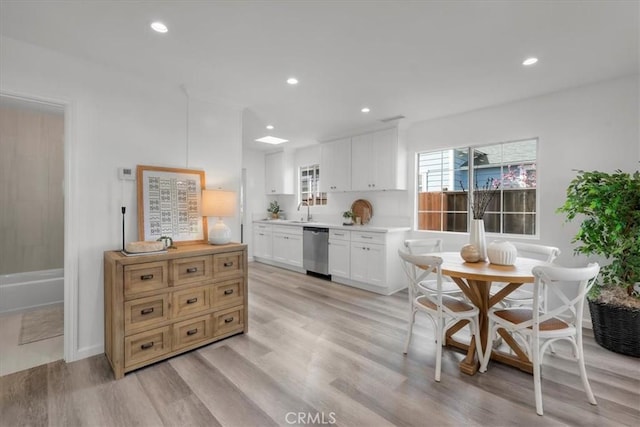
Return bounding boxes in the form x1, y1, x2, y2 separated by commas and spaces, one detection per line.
267, 200, 280, 214
557, 169, 640, 300
342, 210, 355, 220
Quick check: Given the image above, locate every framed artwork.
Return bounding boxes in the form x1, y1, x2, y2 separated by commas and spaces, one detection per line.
137, 165, 208, 244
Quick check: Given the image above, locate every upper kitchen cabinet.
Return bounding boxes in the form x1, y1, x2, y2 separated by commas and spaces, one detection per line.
320, 137, 351, 192
351, 128, 406, 191
265, 151, 294, 195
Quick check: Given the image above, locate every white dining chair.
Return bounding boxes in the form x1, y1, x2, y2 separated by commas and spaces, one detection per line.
490, 242, 560, 309
398, 250, 484, 382
404, 239, 463, 297
479, 263, 600, 415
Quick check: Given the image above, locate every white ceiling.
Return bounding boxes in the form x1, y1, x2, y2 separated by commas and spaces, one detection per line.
1, 1, 638, 151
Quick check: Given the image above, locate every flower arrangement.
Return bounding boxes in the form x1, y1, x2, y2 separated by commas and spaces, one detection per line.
460, 178, 500, 219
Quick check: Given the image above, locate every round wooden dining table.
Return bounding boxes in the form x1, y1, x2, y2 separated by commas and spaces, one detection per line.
426, 252, 551, 376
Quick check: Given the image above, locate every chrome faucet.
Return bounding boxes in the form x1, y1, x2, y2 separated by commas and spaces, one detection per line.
297, 201, 311, 222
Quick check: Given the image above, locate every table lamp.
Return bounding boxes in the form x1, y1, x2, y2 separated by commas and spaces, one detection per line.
202, 189, 235, 244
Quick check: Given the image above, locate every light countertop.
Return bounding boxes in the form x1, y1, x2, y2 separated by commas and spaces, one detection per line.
253, 219, 409, 233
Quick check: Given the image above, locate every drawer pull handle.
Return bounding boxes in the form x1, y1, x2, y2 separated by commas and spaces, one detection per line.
186, 297, 198, 304
140, 342, 154, 350
361, 236, 373, 239
140, 274, 154, 280
223, 261, 234, 267
186, 267, 198, 273
224, 317, 234, 323
224, 289, 234, 295
186, 328, 198, 336
140, 307, 155, 315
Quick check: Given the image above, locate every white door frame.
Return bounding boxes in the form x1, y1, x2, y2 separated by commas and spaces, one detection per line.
1, 90, 79, 363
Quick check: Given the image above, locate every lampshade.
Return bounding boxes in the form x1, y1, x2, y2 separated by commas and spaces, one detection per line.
201, 189, 236, 245
202, 190, 235, 217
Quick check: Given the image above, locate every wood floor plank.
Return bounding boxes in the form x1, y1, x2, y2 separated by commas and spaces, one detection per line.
198, 345, 322, 425
1, 261, 638, 426
135, 362, 221, 427
0, 364, 48, 427
169, 352, 278, 427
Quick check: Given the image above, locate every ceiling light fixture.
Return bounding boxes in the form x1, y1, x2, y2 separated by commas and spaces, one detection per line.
361, 107, 371, 113
150, 22, 168, 33
522, 57, 538, 66
287, 77, 299, 85
266, 125, 274, 130
255, 136, 288, 145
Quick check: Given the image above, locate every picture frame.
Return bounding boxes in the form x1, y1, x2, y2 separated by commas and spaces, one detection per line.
136, 165, 208, 244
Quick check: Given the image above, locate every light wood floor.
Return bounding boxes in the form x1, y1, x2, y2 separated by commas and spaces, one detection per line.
2, 262, 639, 426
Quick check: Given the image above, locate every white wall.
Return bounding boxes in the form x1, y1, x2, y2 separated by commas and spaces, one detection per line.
405, 75, 639, 267
242, 146, 267, 259
1, 36, 242, 360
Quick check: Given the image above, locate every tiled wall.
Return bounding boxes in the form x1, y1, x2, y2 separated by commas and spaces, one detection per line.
0, 104, 64, 274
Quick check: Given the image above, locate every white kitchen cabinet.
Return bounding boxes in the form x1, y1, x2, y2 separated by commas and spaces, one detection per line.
320, 138, 351, 192
350, 241, 385, 288
272, 226, 303, 268
253, 224, 273, 260
350, 127, 406, 191
333, 229, 407, 295
328, 229, 350, 278
265, 151, 294, 195
252, 221, 408, 295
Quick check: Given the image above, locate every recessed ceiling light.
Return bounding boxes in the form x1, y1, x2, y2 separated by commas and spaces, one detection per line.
522, 57, 538, 66
287, 77, 299, 85
255, 136, 288, 145
151, 22, 168, 33
266, 125, 274, 130
361, 107, 371, 113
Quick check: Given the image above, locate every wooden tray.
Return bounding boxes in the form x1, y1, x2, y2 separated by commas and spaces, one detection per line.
351, 199, 373, 224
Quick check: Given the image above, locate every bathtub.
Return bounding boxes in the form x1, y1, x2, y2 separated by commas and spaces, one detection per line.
0, 268, 64, 313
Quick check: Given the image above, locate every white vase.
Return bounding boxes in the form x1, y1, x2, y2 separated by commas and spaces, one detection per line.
487, 240, 518, 265
469, 219, 487, 261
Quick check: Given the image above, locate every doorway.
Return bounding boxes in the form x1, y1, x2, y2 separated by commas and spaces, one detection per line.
0, 95, 65, 375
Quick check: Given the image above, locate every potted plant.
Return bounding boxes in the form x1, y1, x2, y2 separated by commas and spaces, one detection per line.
342, 209, 355, 225
558, 169, 640, 357
267, 200, 281, 219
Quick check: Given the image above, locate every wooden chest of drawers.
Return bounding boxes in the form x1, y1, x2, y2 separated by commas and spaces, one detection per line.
104, 243, 247, 379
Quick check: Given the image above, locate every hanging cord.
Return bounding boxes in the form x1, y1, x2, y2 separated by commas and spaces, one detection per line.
180, 84, 190, 168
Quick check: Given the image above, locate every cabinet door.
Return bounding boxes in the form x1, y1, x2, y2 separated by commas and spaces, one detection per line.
329, 239, 350, 278
253, 228, 272, 259
285, 234, 303, 268
372, 128, 398, 190
265, 152, 281, 194
272, 233, 287, 263
265, 151, 294, 194
366, 244, 386, 287
350, 242, 369, 282
321, 138, 351, 191
350, 133, 374, 191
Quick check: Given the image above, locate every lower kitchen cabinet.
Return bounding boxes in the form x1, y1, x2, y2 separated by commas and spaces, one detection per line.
104, 243, 247, 379
350, 241, 385, 287
253, 223, 304, 273
328, 229, 350, 279
330, 229, 407, 295
253, 221, 407, 294
272, 226, 303, 268
253, 223, 273, 259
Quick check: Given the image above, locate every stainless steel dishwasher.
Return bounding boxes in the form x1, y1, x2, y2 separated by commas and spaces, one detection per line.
303, 226, 329, 277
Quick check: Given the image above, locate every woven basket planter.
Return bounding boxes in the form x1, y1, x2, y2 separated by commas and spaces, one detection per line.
588, 299, 640, 357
